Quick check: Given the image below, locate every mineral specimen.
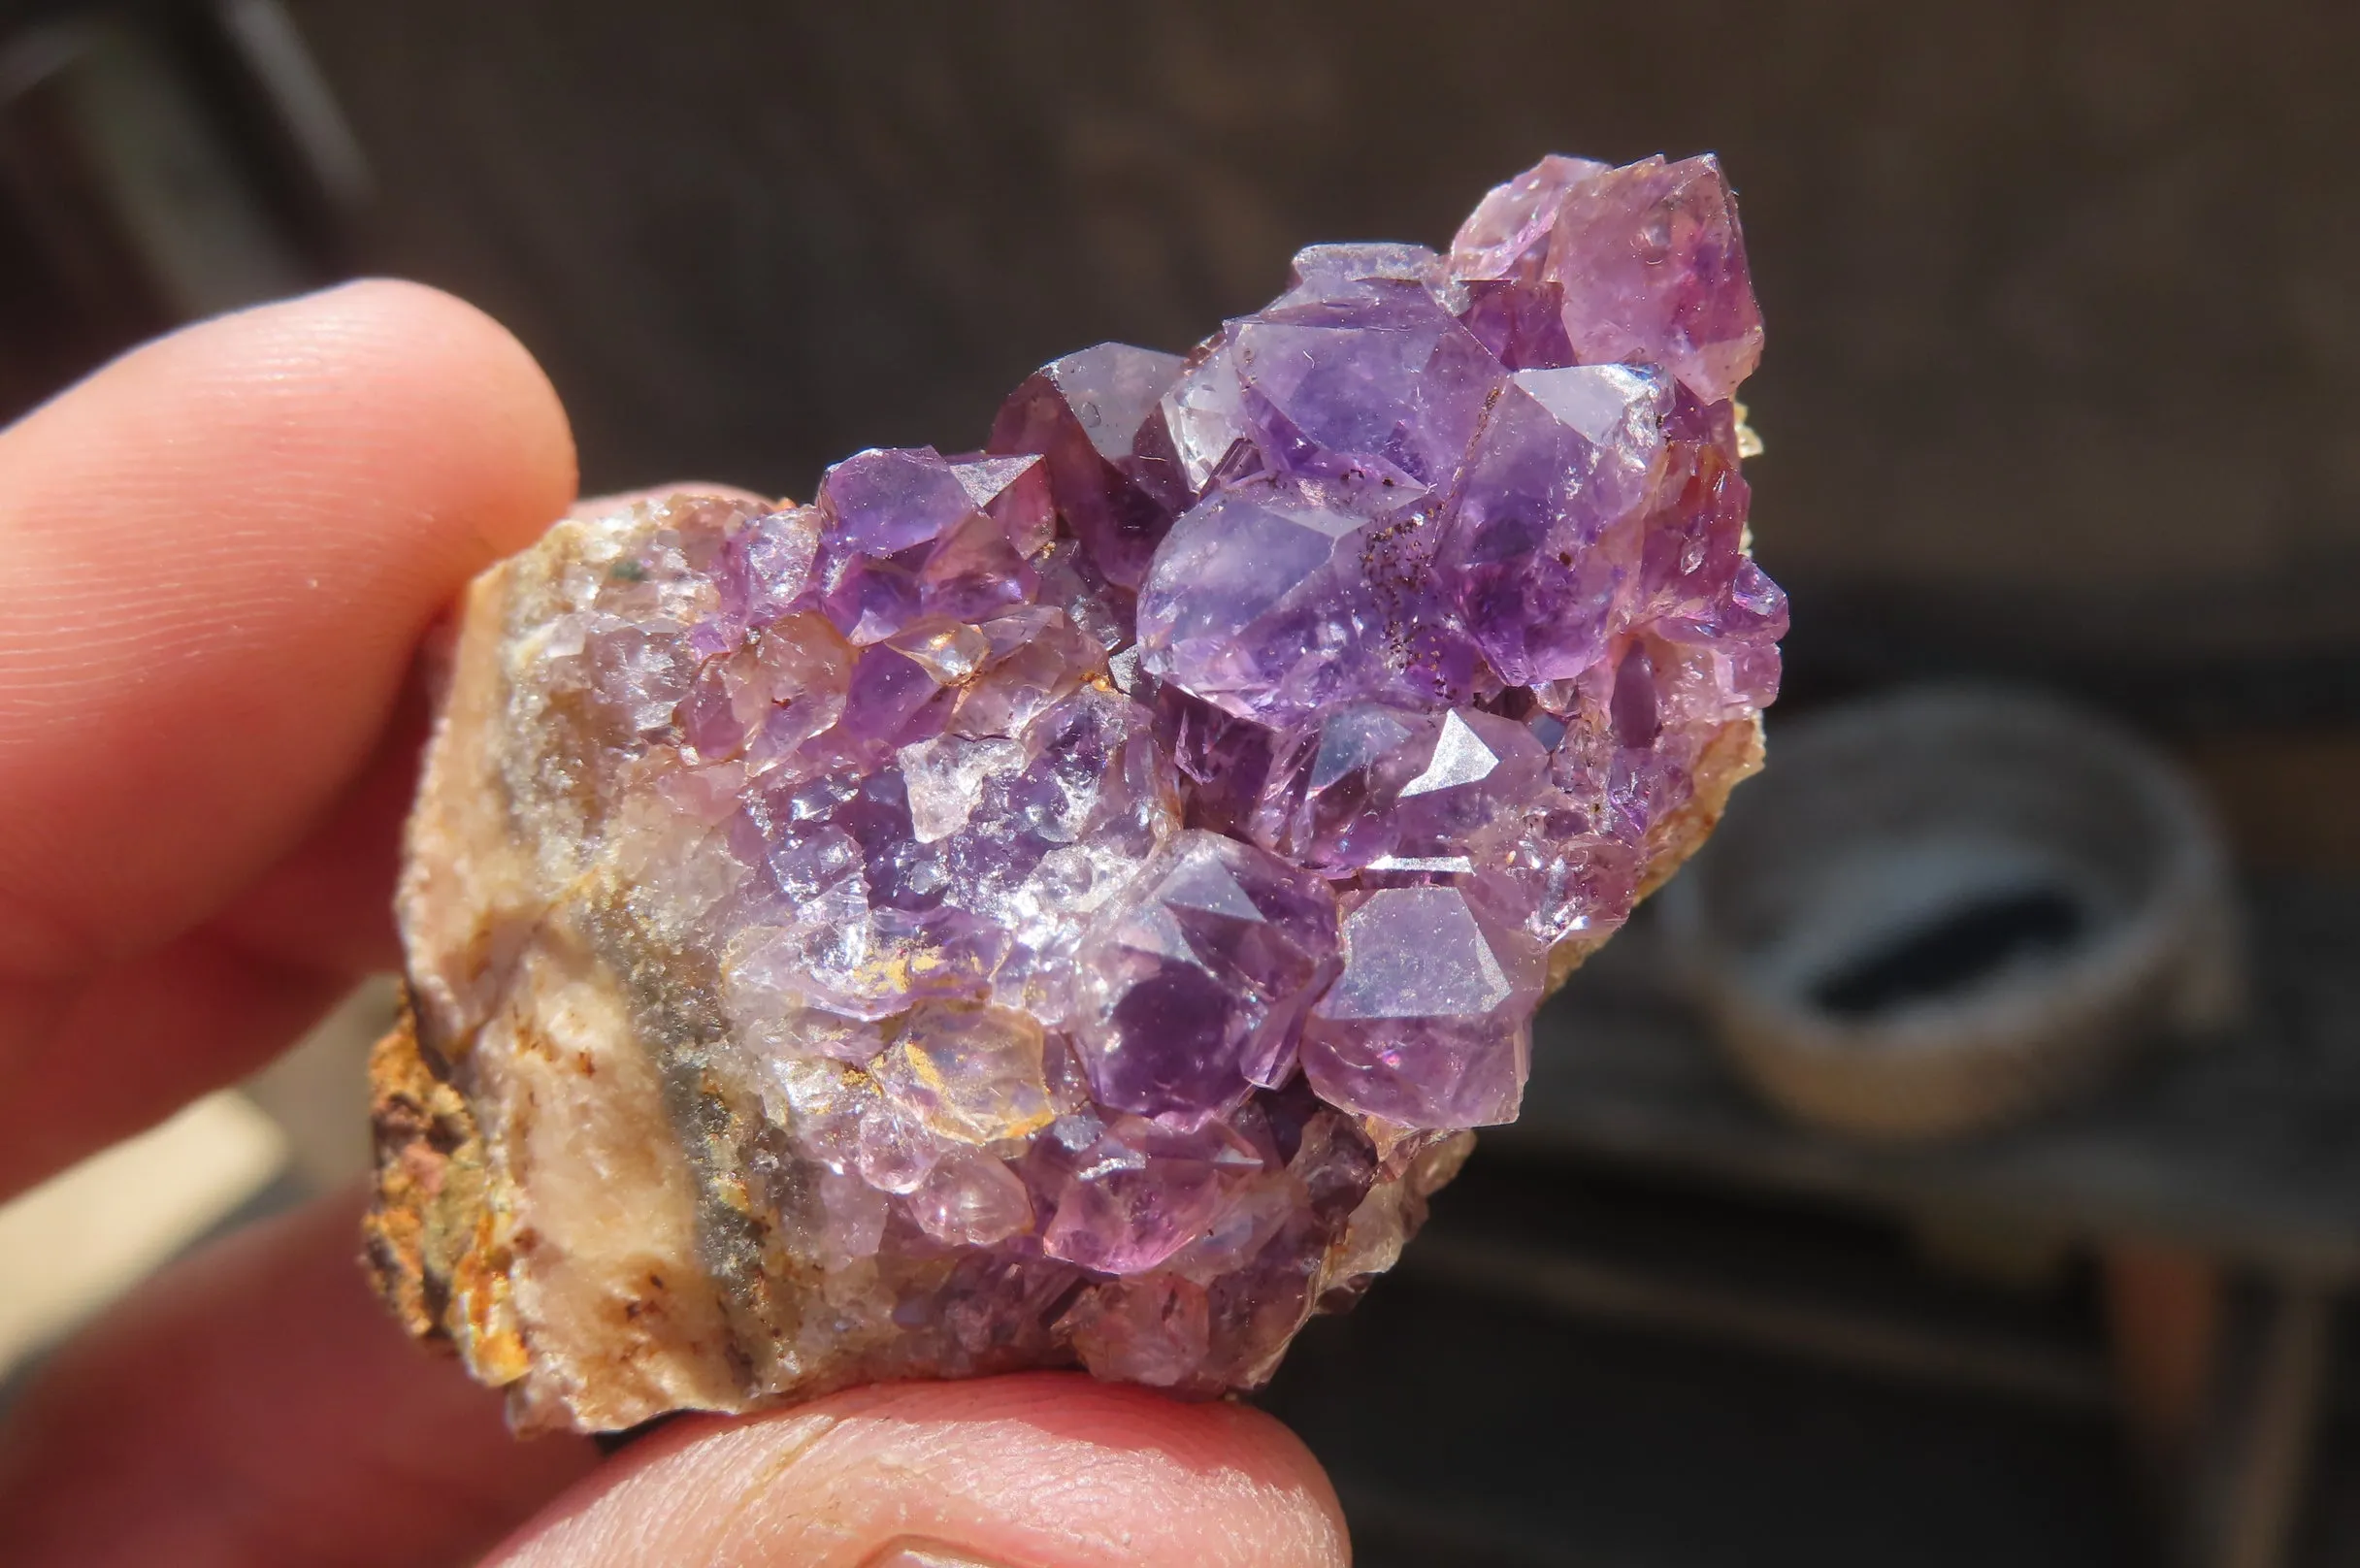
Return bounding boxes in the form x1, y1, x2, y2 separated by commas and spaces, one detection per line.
368, 152, 1785, 1432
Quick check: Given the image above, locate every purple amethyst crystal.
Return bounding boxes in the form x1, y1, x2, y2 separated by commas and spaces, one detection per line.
1071, 830, 1342, 1120
1133, 481, 1479, 725
987, 343, 1190, 592
1453, 153, 1762, 404
1301, 883, 1547, 1128
379, 152, 1785, 1429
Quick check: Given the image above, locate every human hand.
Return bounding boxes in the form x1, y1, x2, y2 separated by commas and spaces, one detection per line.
0, 282, 1349, 1568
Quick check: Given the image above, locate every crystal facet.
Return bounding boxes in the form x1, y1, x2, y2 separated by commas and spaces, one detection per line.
1071, 830, 1342, 1121
373, 152, 1781, 1432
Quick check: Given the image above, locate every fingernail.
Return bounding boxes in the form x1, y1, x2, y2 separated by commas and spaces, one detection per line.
861, 1540, 1018, 1568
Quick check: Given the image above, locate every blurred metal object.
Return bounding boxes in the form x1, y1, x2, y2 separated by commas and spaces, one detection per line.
1661, 687, 2243, 1141
0, 1, 363, 422
15, 15, 308, 320
212, 0, 372, 212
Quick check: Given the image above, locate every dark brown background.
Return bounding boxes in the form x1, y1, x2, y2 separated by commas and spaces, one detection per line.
279, 0, 2360, 701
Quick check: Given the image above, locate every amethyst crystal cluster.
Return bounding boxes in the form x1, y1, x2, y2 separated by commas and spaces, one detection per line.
374, 154, 1784, 1430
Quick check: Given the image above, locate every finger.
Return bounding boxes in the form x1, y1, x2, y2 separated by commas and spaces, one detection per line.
0, 677, 436, 1194
200, 674, 433, 980
0, 1187, 600, 1568
0, 933, 352, 1192
484, 1374, 1350, 1568
0, 278, 574, 974
0, 280, 575, 1192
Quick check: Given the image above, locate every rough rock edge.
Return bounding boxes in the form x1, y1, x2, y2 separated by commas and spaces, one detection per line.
363, 1005, 530, 1387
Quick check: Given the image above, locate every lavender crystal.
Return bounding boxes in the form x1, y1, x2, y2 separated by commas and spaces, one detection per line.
381, 153, 1784, 1423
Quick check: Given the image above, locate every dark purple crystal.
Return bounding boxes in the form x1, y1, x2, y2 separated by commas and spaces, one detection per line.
1071, 831, 1342, 1121
987, 343, 1190, 592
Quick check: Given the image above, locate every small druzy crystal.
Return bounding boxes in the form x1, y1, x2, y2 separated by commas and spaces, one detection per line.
370, 152, 1785, 1432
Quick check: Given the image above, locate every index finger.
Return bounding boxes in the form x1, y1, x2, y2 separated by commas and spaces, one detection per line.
0, 280, 575, 1192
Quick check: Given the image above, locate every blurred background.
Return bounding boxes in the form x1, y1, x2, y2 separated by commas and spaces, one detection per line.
1, 3, 2356, 1564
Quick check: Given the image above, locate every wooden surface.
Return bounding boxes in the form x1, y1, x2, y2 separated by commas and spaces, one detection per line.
1504, 875, 2360, 1279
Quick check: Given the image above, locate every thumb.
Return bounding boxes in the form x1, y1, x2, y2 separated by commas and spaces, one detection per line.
480, 1374, 1350, 1568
